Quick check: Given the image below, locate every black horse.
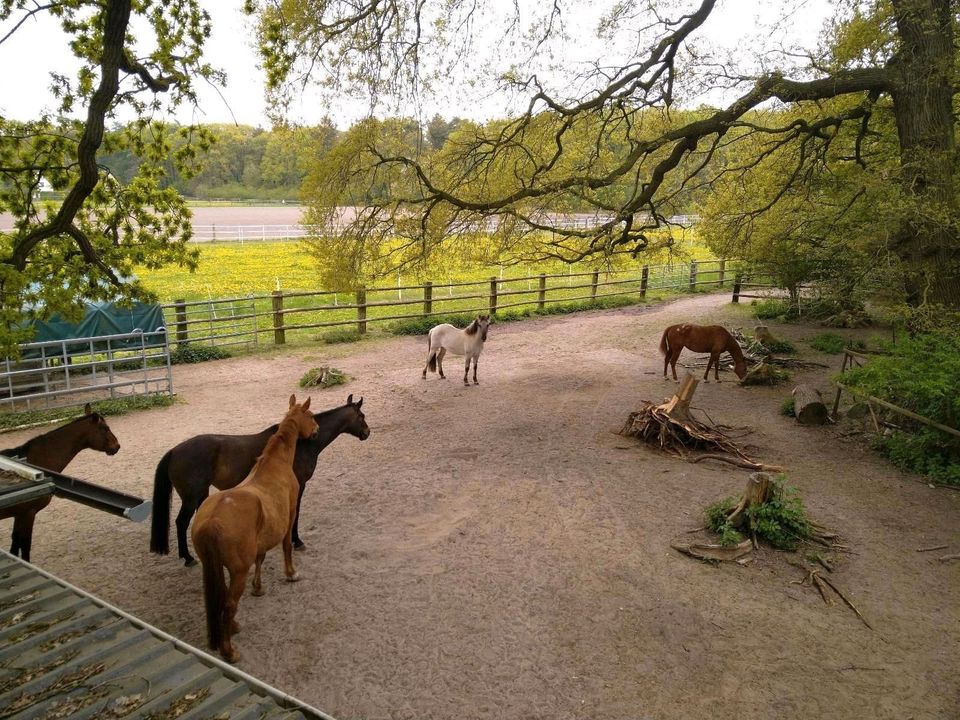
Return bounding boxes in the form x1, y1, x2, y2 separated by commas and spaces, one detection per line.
150, 394, 369, 566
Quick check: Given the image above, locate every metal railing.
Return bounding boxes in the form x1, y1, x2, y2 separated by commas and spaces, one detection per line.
162, 259, 732, 348
1, 330, 173, 412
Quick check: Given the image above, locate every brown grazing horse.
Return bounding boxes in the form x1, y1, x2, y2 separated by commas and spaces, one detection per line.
659, 324, 748, 382
150, 394, 369, 566
192, 395, 319, 663
0, 404, 120, 561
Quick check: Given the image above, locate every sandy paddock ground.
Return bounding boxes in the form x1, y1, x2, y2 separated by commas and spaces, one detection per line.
3, 293, 958, 720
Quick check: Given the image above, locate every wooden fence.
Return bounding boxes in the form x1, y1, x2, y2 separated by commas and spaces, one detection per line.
163, 259, 732, 348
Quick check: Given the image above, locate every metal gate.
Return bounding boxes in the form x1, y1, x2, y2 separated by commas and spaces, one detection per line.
1, 330, 173, 412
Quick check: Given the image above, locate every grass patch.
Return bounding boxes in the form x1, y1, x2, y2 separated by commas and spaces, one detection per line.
319, 329, 362, 344
705, 476, 812, 551
809, 333, 845, 354
752, 299, 791, 320
298, 366, 350, 389
169, 344, 232, 364
753, 338, 796, 355
0, 394, 176, 432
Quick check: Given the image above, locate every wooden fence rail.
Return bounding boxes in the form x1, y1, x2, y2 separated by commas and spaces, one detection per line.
161, 260, 733, 348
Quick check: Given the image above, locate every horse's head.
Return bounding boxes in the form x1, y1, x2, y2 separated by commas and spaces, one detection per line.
82, 403, 120, 456
477, 314, 491, 342
288, 395, 319, 439
733, 359, 748, 380
344, 394, 370, 440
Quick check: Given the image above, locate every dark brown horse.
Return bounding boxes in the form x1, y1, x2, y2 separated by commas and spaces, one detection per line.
193, 395, 319, 663
150, 394, 369, 566
0, 404, 121, 561
659, 324, 748, 382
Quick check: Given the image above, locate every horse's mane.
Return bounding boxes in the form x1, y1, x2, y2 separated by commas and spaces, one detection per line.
464, 319, 479, 335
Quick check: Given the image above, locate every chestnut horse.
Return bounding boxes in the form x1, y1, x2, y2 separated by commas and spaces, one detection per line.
422, 315, 491, 385
0, 404, 120, 561
150, 394, 369, 566
192, 395, 319, 663
659, 324, 748, 382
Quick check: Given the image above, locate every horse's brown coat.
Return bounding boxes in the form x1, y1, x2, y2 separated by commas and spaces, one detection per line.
659, 323, 747, 382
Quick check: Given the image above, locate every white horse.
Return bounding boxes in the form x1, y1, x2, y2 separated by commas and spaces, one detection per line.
422, 315, 491, 385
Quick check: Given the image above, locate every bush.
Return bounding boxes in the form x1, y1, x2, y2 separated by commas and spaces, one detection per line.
752, 299, 790, 320
753, 338, 795, 355
170, 344, 232, 364
780, 396, 796, 416
705, 475, 812, 551
320, 329, 362, 344
843, 331, 960, 485
809, 333, 846, 354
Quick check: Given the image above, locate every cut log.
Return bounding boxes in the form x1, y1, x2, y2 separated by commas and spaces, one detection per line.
726, 472, 773, 528
792, 384, 829, 425
671, 539, 753, 562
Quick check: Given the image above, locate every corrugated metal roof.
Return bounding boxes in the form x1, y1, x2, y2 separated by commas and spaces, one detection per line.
0, 550, 336, 720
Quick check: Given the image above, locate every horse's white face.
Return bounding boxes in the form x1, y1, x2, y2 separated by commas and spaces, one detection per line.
478, 315, 490, 342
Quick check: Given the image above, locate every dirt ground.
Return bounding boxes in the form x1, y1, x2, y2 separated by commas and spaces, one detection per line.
4, 293, 959, 720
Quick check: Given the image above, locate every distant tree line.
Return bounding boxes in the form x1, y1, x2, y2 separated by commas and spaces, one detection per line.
96, 114, 467, 202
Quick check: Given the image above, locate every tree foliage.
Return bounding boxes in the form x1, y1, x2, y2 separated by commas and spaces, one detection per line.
252, 0, 960, 308
0, 0, 221, 354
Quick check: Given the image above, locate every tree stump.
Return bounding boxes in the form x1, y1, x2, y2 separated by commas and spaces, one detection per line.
659, 373, 699, 421
792, 384, 828, 425
754, 325, 776, 344
726, 472, 773, 528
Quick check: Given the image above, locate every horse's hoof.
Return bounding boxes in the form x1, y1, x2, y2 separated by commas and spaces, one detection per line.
251, 587, 265, 597
293, 542, 306, 552
286, 572, 301, 582
222, 649, 240, 664
183, 557, 197, 568
473, 380, 479, 385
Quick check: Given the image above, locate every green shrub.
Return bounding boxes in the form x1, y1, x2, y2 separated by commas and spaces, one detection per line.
752, 299, 790, 320
705, 476, 811, 551
298, 366, 350, 388
320, 329, 362, 344
809, 333, 846, 354
170, 344, 232, 364
780, 397, 796, 416
843, 331, 960, 486
753, 338, 796, 355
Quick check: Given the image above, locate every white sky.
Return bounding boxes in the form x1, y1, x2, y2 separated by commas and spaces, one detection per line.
0, 0, 836, 130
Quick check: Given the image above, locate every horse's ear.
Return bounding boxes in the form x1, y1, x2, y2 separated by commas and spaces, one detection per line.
289, 394, 296, 409
84, 403, 92, 415
356, 397, 363, 409
302, 396, 311, 410
347, 393, 354, 405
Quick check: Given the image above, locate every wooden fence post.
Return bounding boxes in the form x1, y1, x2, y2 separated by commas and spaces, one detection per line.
640, 265, 649, 298
689, 260, 698, 291
174, 299, 188, 345
732, 274, 742, 303
718, 259, 726, 286
423, 281, 433, 317
489, 277, 498, 315
356, 286, 367, 334
271, 290, 286, 345
538, 273, 546, 310
591, 269, 600, 301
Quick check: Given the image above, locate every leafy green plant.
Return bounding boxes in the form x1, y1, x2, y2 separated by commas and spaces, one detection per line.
809, 333, 846, 354
298, 366, 350, 388
753, 338, 795, 354
704, 476, 812, 551
320, 329, 362, 344
843, 330, 960, 486
780, 396, 796, 416
169, 344, 232, 364
0, 395, 176, 432
751, 299, 790, 320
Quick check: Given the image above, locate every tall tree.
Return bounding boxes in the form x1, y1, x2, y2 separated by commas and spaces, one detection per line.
0, 0, 220, 352
254, 0, 960, 307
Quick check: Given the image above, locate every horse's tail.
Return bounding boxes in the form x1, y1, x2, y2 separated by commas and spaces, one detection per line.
150, 450, 173, 555
658, 326, 671, 356
194, 522, 227, 651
